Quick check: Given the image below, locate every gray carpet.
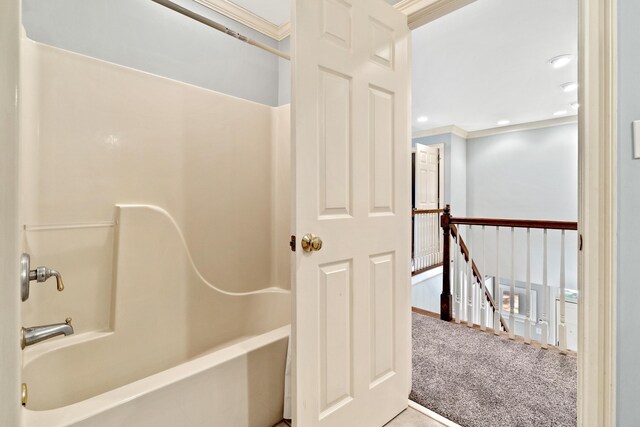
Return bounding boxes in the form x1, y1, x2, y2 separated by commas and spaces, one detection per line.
410, 313, 577, 427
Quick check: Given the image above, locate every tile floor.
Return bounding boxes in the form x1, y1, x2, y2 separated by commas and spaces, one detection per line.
384, 408, 447, 426
273, 407, 447, 427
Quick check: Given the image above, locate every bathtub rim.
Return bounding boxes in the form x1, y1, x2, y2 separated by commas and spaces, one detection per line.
22, 324, 290, 426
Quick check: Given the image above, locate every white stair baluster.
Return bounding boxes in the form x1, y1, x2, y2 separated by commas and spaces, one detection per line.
431, 213, 436, 266
418, 214, 424, 270
454, 232, 461, 324
494, 226, 501, 334
509, 227, 515, 339
418, 214, 423, 270
413, 214, 420, 271
431, 213, 440, 265
524, 228, 532, 344
541, 229, 549, 349
439, 213, 444, 264
559, 230, 567, 353
480, 225, 486, 331
427, 214, 431, 267
467, 225, 474, 327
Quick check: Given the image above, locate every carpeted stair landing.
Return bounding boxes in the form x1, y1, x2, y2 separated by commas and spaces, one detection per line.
410, 313, 577, 427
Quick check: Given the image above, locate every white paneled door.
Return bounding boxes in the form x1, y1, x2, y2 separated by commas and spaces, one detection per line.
414, 144, 439, 210
292, 0, 411, 426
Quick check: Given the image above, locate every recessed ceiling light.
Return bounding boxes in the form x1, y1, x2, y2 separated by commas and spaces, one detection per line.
561, 82, 578, 92
570, 102, 580, 110
416, 116, 429, 123
553, 110, 568, 116
497, 120, 510, 126
549, 54, 572, 69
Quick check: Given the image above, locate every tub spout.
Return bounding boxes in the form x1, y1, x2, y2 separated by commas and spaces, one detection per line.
21, 318, 74, 349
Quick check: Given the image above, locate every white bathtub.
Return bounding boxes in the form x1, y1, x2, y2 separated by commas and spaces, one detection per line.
21, 205, 291, 426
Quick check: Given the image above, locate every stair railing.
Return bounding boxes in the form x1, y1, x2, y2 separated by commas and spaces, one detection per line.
441, 205, 578, 352
412, 208, 444, 275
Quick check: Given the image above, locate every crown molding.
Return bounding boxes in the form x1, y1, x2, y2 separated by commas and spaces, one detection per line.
193, 0, 290, 41
412, 116, 578, 140
405, 0, 477, 29
394, 0, 438, 15
413, 125, 468, 139
466, 115, 578, 139
191, 0, 474, 42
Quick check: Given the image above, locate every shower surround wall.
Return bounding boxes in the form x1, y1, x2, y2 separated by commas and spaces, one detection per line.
20, 40, 291, 334
18, 39, 292, 424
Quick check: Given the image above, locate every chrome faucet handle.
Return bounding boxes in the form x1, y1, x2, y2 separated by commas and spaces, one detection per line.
20, 253, 65, 302
30, 266, 64, 291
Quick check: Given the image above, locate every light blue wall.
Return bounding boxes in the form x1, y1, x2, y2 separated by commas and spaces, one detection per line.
617, 0, 640, 424
466, 123, 578, 291
22, 0, 282, 106
450, 134, 467, 216
278, 36, 291, 106
467, 124, 578, 221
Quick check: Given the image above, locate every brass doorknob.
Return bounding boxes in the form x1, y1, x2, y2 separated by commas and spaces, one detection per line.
301, 234, 323, 252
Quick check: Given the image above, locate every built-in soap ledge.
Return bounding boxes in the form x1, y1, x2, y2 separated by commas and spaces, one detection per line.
23, 221, 116, 232
22, 330, 114, 365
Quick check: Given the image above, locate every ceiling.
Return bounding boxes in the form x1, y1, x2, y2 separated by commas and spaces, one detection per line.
218, 0, 578, 133
229, 0, 290, 26
412, 0, 578, 132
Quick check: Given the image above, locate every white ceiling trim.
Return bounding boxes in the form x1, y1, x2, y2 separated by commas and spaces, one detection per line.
412, 116, 578, 140
394, 0, 439, 15
466, 115, 578, 139
413, 125, 468, 139
406, 0, 477, 29
193, 0, 290, 40
192, 0, 465, 42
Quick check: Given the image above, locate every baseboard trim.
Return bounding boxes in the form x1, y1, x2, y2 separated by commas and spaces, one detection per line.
411, 266, 443, 284
408, 400, 462, 427
411, 306, 440, 319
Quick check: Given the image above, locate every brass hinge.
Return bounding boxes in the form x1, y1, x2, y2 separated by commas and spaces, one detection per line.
290, 235, 296, 252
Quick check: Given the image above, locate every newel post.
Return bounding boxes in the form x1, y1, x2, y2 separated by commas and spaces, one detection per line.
440, 205, 452, 321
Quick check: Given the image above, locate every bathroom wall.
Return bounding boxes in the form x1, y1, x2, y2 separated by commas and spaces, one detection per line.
617, 0, 640, 423
278, 37, 291, 106
0, 0, 22, 425
22, 0, 282, 106
271, 104, 292, 290
20, 40, 291, 334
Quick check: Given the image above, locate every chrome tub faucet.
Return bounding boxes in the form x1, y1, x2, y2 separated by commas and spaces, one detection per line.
21, 318, 74, 349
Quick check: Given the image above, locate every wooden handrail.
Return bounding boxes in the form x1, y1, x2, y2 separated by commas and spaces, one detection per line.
451, 224, 509, 333
441, 205, 577, 332
413, 208, 445, 215
450, 217, 578, 231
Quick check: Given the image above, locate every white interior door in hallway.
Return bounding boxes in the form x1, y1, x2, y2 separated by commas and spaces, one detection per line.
414, 143, 439, 210
291, 0, 411, 425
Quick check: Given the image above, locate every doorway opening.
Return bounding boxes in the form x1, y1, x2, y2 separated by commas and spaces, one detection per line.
408, 1, 580, 425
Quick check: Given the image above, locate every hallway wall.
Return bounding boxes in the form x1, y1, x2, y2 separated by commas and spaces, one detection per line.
466, 123, 578, 221
466, 123, 578, 291
616, 0, 640, 423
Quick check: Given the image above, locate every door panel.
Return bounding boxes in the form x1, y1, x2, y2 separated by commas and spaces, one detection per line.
292, 0, 411, 425
414, 144, 439, 210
